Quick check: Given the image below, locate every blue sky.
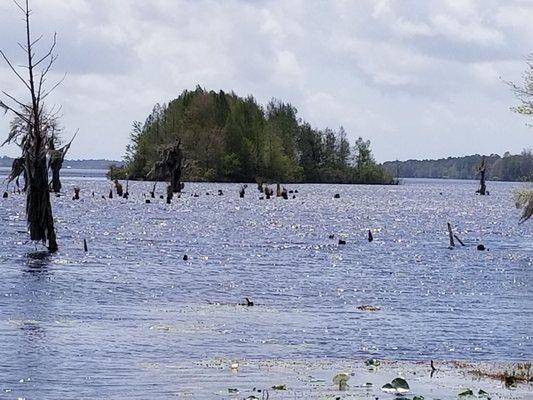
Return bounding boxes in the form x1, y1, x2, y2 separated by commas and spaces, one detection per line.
0, 0, 531, 161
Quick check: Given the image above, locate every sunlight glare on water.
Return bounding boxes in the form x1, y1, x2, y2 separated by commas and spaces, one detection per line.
0, 176, 531, 398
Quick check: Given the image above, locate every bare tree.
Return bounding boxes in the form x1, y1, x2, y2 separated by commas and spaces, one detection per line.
0, 0, 66, 252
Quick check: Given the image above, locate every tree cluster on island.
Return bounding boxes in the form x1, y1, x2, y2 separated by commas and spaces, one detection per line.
109, 86, 395, 185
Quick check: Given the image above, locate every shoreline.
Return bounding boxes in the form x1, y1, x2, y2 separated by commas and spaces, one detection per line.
171, 357, 532, 399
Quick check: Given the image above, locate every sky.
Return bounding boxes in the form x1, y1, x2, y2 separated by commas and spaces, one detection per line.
0, 0, 531, 162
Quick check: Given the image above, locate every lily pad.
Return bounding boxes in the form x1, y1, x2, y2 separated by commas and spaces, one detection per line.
381, 383, 396, 393
458, 388, 474, 396
381, 377, 410, 394
365, 358, 381, 368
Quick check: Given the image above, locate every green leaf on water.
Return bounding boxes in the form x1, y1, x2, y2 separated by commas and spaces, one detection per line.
458, 388, 474, 396
382, 378, 410, 394
381, 383, 396, 393
391, 377, 410, 391
272, 384, 286, 390
365, 358, 381, 368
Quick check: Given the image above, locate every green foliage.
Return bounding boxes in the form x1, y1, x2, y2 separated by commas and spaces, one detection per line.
508, 54, 533, 118
119, 88, 393, 184
383, 149, 533, 182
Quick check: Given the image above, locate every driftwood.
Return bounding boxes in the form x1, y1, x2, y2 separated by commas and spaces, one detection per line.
447, 223, 455, 248
453, 234, 465, 246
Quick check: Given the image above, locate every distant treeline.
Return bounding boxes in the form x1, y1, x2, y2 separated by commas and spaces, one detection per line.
0, 156, 121, 170
383, 150, 533, 182
112, 86, 394, 184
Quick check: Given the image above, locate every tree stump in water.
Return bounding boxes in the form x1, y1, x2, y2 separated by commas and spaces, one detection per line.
476, 157, 487, 195
48, 137, 74, 194
166, 185, 173, 204
114, 180, 123, 197
162, 141, 183, 193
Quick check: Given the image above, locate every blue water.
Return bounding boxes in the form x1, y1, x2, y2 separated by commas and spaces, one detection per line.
0, 177, 531, 398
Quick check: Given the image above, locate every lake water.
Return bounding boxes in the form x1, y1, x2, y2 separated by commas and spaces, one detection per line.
0, 175, 531, 399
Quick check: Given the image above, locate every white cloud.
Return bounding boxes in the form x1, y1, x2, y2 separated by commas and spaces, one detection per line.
431, 14, 504, 46
0, 0, 531, 162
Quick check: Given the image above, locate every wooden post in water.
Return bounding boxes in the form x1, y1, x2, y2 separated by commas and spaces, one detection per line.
447, 223, 455, 248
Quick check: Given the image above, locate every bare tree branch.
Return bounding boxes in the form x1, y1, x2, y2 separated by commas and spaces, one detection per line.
41, 72, 67, 101
1, 90, 29, 111
12, 0, 25, 14
0, 49, 32, 91
33, 32, 57, 68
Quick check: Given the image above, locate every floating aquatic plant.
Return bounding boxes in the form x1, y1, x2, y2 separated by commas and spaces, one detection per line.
381, 377, 410, 394
333, 372, 350, 390
357, 304, 381, 312
365, 358, 381, 369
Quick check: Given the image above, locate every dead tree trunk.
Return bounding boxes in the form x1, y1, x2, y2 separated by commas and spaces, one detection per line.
149, 140, 184, 194
476, 157, 487, 195
49, 134, 75, 193
165, 141, 183, 193
49, 151, 63, 192
26, 152, 58, 252
7, 157, 26, 191
0, 0, 64, 252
